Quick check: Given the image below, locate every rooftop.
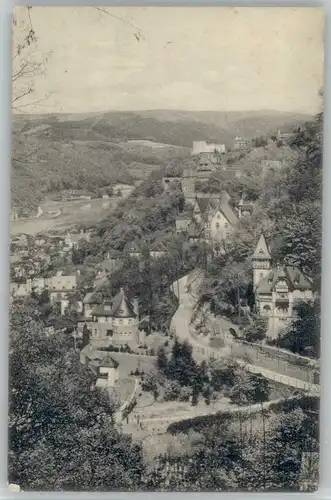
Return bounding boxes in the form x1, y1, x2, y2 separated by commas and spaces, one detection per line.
111, 288, 137, 318
257, 265, 312, 294
252, 233, 271, 260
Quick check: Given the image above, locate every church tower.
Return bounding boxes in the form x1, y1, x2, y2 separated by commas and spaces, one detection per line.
252, 233, 271, 290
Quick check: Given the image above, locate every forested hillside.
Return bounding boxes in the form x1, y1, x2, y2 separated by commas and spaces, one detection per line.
11, 109, 310, 213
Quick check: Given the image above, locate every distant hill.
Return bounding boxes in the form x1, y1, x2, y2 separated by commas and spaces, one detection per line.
14, 109, 311, 147
11, 109, 311, 213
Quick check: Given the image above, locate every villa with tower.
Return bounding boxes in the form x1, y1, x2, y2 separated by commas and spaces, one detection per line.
252, 233, 313, 338
77, 287, 146, 349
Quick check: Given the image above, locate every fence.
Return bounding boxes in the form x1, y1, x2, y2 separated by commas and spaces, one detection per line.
229, 341, 319, 384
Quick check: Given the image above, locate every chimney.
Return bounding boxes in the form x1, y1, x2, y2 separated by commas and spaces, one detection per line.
133, 297, 139, 318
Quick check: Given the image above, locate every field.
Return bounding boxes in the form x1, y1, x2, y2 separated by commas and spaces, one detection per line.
10, 196, 122, 235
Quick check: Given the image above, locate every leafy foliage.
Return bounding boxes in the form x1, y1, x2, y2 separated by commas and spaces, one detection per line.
278, 298, 320, 358
9, 303, 145, 491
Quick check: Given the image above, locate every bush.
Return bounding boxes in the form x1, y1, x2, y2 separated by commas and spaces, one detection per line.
179, 386, 192, 402
163, 380, 181, 401
141, 372, 158, 392
243, 317, 268, 343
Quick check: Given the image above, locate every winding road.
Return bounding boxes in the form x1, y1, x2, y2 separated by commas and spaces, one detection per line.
171, 272, 320, 396
121, 271, 319, 437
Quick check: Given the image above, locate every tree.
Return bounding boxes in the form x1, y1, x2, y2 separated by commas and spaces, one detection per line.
166, 339, 199, 387
12, 7, 49, 110
278, 297, 320, 358
229, 371, 270, 406
243, 317, 268, 343
191, 387, 199, 406
156, 347, 168, 373
9, 304, 145, 491
163, 380, 181, 402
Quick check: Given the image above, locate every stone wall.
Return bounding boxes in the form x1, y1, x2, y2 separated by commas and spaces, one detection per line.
229, 341, 319, 384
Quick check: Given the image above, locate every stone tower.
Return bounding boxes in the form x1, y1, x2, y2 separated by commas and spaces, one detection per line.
252, 233, 271, 290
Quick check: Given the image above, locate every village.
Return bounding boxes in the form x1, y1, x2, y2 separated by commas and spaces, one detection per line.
9, 131, 319, 469
7, 5, 324, 493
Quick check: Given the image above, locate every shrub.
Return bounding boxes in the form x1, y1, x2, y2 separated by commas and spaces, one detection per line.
179, 386, 192, 402
163, 380, 181, 401
243, 317, 268, 343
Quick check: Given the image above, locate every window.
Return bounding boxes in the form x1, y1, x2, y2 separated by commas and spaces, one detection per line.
106, 330, 113, 337
216, 223, 220, 229
119, 319, 123, 325
128, 318, 132, 325
94, 329, 98, 337
224, 223, 228, 229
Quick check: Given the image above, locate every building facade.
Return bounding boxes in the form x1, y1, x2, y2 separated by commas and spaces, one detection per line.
192, 141, 226, 155
233, 136, 249, 150
78, 288, 145, 349
175, 195, 238, 248
252, 234, 313, 338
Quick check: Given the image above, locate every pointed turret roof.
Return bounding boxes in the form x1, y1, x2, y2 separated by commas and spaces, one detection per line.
252, 233, 271, 260
111, 288, 136, 318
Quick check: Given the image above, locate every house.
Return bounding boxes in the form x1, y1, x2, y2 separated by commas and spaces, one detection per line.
252, 234, 313, 338
233, 136, 249, 150
197, 152, 221, 171
46, 272, 77, 314
192, 196, 238, 245
47, 271, 77, 302
175, 213, 192, 235
163, 158, 216, 201
237, 196, 254, 219
175, 193, 238, 247
10, 272, 77, 313
78, 288, 145, 349
124, 240, 143, 259
82, 291, 104, 319
80, 347, 120, 388
204, 199, 238, 245
149, 241, 167, 259
192, 141, 226, 155
187, 220, 205, 243
276, 129, 295, 146
65, 229, 90, 249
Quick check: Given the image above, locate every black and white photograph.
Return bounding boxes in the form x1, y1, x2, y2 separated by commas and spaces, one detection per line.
9, 6, 323, 492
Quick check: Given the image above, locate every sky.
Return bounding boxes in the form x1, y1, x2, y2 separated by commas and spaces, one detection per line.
13, 6, 324, 114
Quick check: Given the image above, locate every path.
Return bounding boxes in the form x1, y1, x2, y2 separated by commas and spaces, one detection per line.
120, 271, 319, 436
170, 272, 320, 396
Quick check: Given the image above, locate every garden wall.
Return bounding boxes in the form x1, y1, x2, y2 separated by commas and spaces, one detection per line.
229, 341, 319, 384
